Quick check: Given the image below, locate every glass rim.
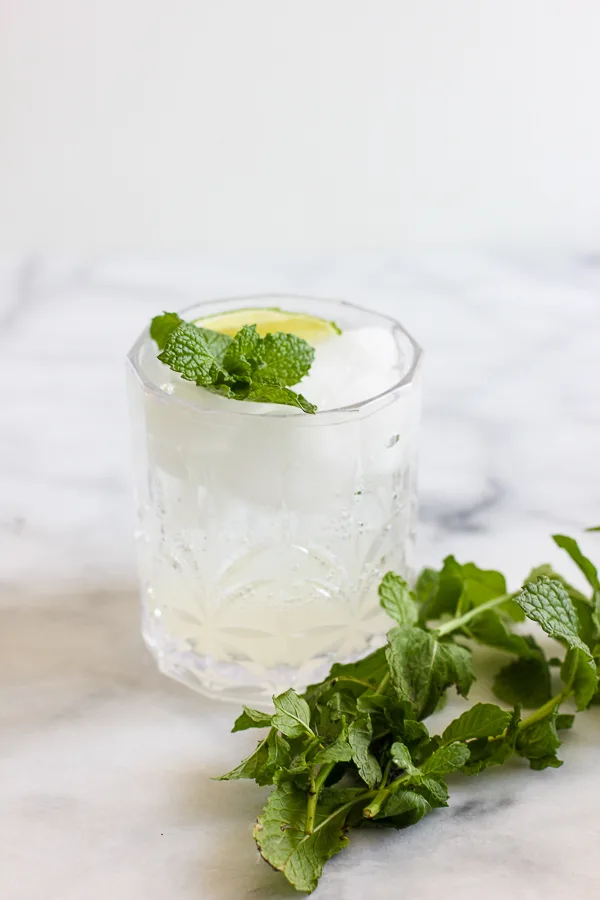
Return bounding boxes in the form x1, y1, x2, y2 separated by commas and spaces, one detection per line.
127, 293, 423, 421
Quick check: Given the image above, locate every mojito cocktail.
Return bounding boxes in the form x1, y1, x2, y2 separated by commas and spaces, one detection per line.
127, 296, 421, 704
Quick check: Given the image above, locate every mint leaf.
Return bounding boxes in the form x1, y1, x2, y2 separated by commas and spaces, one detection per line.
150, 311, 183, 349
418, 556, 463, 621
553, 534, 600, 592
467, 611, 540, 658
232, 706, 273, 732
386, 627, 474, 719
379, 572, 418, 626
417, 777, 449, 808
195, 325, 233, 361
313, 736, 353, 765
439, 641, 475, 696
390, 742, 419, 777
218, 735, 270, 781
526, 564, 590, 605
325, 647, 388, 687
158, 322, 229, 384
402, 719, 430, 744
154, 314, 318, 413
245, 381, 317, 414
222, 324, 262, 377
414, 567, 439, 607
493, 655, 552, 708
561, 647, 598, 710
261, 731, 293, 785
442, 703, 512, 744
556, 714, 575, 730
458, 563, 507, 614
257, 332, 315, 386
515, 578, 592, 657
253, 782, 352, 893
515, 579, 597, 706
421, 742, 470, 776
378, 790, 431, 826
313, 721, 353, 765
348, 715, 382, 788
272, 689, 314, 738
517, 708, 562, 770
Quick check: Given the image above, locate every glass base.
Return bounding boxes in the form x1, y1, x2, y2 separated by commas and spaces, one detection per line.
142, 624, 387, 707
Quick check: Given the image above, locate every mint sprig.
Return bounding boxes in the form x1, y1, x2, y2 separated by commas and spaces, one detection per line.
219, 529, 600, 893
150, 312, 317, 413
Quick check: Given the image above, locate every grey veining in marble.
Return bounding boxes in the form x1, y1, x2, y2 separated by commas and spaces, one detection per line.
2, 252, 600, 899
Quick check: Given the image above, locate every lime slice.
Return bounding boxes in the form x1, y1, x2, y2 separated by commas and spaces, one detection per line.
194, 307, 341, 344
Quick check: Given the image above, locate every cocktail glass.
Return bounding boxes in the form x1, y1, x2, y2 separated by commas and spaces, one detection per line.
127, 295, 422, 704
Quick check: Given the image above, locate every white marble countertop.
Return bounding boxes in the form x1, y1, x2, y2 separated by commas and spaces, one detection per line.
2, 251, 600, 899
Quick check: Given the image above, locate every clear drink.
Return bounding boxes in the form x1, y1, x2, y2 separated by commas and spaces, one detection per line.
127, 296, 422, 704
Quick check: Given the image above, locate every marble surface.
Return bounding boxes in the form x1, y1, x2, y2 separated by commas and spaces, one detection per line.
2, 251, 600, 899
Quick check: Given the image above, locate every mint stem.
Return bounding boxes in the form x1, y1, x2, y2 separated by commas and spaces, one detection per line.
306, 761, 337, 834
518, 651, 578, 732
364, 771, 409, 819
435, 592, 516, 637
362, 758, 393, 818
306, 770, 318, 835
375, 672, 390, 695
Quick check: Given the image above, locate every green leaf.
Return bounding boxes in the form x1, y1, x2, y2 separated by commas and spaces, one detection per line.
356, 691, 393, 715
493, 655, 552, 709
246, 381, 317, 414
561, 647, 598, 710
194, 325, 233, 361
378, 790, 431, 826
467, 611, 540, 658
390, 742, 420, 777
379, 572, 418, 626
414, 567, 439, 607
402, 719, 430, 744
460, 708, 520, 775
348, 715, 382, 788
419, 556, 463, 621
150, 311, 184, 349
261, 731, 293, 786
326, 692, 357, 721
272, 689, 314, 738
553, 534, 600, 592
313, 724, 353, 765
231, 706, 273, 732
556, 714, 575, 730
417, 777, 449, 808
154, 315, 318, 413
458, 563, 507, 615
386, 627, 474, 719
305, 647, 388, 703
526, 564, 590, 605
218, 735, 270, 781
515, 578, 593, 658
253, 782, 352, 893
158, 322, 229, 384
586, 525, 600, 532
421, 742, 470, 776
517, 708, 562, 770
439, 641, 475, 696
328, 647, 388, 685
442, 703, 513, 744
257, 331, 315, 386
222, 323, 262, 376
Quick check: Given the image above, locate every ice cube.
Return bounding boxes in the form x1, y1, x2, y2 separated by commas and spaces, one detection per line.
298, 327, 402, 411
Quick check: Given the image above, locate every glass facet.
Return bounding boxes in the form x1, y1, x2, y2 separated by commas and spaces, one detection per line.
127, 295, 422, 704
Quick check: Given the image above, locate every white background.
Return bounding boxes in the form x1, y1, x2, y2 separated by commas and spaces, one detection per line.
1, 0, 600, 251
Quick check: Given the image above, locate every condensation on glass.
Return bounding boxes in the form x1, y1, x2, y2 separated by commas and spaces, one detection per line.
127, 295, 422, 705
